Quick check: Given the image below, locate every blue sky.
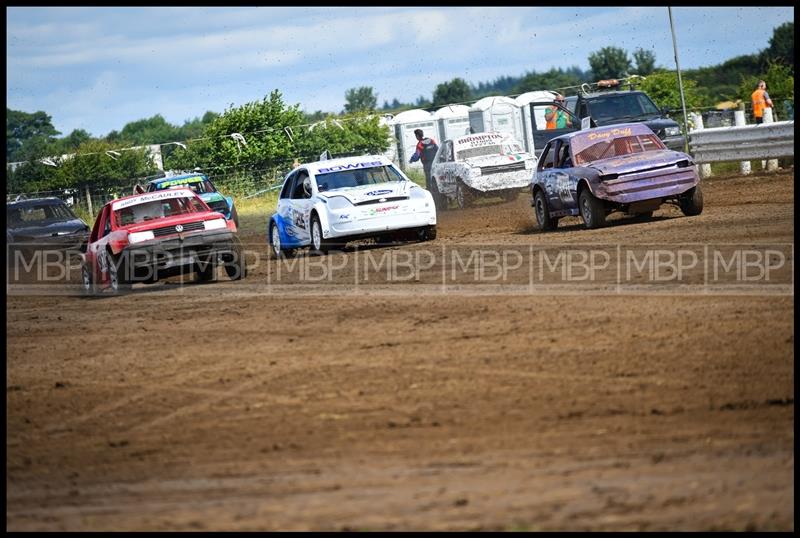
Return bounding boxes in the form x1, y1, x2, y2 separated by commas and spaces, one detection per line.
6, 6, 793, 138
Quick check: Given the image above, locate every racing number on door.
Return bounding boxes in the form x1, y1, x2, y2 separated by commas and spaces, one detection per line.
555, 173, 573, 204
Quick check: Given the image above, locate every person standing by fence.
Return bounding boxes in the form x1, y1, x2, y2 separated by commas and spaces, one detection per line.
751, 80, 774, 124
409, 129, 439, 190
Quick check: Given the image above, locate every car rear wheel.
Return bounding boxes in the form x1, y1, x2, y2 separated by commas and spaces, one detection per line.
224, 237, 247, 280
579, 188, 606, 229
455, 179, 473, 209
679, 184, 704, 216
534, 190, 559, 232
270, 223, 295, 259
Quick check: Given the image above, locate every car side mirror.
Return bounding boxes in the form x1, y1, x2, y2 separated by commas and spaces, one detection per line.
661, 107, 670, 116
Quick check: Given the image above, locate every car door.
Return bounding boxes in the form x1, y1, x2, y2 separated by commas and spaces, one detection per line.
536, 141, 562, 212
87, 205, 113, 286
288, 169, 314, 244
276, 171, 300, 241
549, 140, 579, 214
526, 101, 581, 158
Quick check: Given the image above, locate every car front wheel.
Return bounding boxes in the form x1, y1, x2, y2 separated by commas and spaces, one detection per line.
81, 262, 96, 295
108, 253, 132, 294
310, 214, 331, 256
455, 179, 473, 209
679, 184, 704, 216
534, 190, 559, 232
579, 188, 606, 229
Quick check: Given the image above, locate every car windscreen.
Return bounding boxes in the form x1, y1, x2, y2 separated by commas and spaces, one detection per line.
7, 203, 76, 228
315, 165, 404, 192
113, 196, 205, 226
456, 145, 504, 160
574, 134, 666, 165
586, 93, 661, 123
150, 177, 215, 194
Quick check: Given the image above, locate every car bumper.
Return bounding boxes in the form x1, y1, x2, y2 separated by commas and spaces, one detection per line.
596, 168, 699, 204
464, 170, 533, 192
122, 230, 238, 277
326, 209, 437, 239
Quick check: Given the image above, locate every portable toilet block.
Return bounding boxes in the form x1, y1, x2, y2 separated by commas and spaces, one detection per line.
468, 96, 524, 142
433, 104, 472, 143
515, 91, 558, 155
392, 109, 436, 171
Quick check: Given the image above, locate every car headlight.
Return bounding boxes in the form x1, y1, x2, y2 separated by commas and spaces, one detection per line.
204, 218, 227, 230
128, 231, 154, 243
665, 126, 681, 137
409, 186, 428, 199
327, 196, 353, 210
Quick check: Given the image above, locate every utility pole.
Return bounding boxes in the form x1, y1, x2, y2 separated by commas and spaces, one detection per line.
668, 7, 691, 154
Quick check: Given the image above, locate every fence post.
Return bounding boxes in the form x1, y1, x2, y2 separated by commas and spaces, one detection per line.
762, 108, 779, 171
84, 185, 94, 221
734, 104, 751, 176
689, 112, 713, 179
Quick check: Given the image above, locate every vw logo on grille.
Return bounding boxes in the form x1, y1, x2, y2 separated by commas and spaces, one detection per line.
175, 224, 184, 232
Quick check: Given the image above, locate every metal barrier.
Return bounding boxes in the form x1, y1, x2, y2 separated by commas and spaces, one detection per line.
689, 120, 794, 164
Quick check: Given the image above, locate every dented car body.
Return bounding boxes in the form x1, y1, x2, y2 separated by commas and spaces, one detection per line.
430, 132, 536, 209
531, 123, 703, 230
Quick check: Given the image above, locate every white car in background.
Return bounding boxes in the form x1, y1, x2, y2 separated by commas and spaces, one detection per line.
429, 132, 537, 209
267, 155, 437, 257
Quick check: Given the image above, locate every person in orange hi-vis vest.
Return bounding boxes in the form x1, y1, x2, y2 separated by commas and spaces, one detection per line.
751, 80, 774, 124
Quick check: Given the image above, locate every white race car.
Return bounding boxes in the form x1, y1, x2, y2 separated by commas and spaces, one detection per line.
429, 131, 537, 209
268, 155, 438, 256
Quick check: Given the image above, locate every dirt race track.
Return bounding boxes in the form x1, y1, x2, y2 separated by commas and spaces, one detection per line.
6, 171, 794, 531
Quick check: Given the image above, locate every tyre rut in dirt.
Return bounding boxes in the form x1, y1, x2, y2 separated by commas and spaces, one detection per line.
679, 184, 704, 216
534, 190, 559, 232
579, 188, 606, 229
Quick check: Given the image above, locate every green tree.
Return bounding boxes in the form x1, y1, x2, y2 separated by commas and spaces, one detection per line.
512, 67, 587, 94
633, 48, 657, 76
7, 109, 61, 162
738, 62, 794, 119
117, 114, 180, 145
344, 86, 378, 113
635, 71, 702, 111
432, 78, 472, 107
588, 46, 632, 80
766, 21, 793, 70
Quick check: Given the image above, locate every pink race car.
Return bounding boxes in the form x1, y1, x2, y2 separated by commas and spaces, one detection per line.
81, 188, 246, 294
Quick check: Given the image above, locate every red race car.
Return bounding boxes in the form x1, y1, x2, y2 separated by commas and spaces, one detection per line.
81, 188, 246, 294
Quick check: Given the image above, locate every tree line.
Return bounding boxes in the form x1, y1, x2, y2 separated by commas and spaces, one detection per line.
6, 21, 792, 195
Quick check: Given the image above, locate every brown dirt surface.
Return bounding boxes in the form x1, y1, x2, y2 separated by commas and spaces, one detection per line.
6, 170, 794, 531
